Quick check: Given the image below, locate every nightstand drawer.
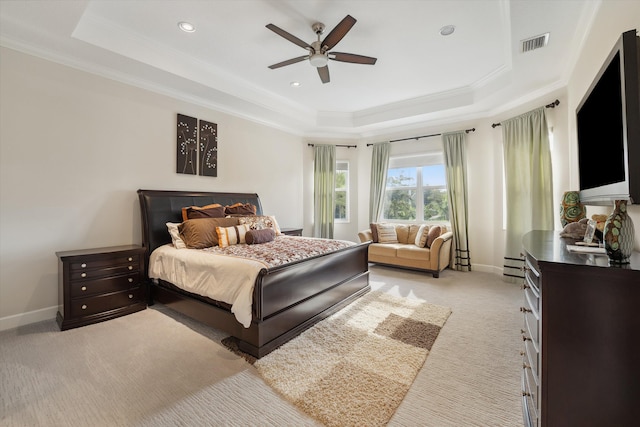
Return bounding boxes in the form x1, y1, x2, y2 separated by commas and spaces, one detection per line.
70, 254, 140, 271
70, 288, 143, 317
69, 273, 140, 298
70, 263, 139, 281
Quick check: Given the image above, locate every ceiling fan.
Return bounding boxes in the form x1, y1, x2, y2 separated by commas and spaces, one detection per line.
266, 15, 377, 84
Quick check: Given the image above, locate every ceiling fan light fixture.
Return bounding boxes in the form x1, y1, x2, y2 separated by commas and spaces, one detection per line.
309, 53, 328, 68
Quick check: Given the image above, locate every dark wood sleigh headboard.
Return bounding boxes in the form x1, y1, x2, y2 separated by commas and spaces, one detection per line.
137, 189, 263, 260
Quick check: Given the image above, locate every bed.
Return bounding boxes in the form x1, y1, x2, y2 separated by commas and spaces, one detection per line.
137, 189, 370, 358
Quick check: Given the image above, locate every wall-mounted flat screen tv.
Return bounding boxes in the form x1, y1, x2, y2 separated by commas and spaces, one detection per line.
576, 29, 640, 205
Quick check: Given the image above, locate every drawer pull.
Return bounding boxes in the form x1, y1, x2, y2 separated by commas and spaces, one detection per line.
128, 278, 134, 283
81, 304, 87, 310
523, 363, 531, 369
522, 391, 531, 397
520, 351, 525, 356
81, 273, 87, 278
522, 335, 532, 342
81, 286, 87, 291
128, 257, 133, 262
128, 266, 133, 270
128, 294, 134, 299
520, 307, 532, 313
521, 283, 530, 290
81, 263, 87, 268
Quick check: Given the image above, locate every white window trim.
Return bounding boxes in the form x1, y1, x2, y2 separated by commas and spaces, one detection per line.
335, 160, 349, 223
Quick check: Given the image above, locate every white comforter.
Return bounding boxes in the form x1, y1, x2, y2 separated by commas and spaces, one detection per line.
148, 244, 267, 328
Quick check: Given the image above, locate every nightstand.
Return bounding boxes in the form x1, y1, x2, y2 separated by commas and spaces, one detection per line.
281, 227, 303, 236
56, 245, 147, 331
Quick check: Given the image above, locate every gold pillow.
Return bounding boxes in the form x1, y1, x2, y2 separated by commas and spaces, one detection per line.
178, 217, 239, 249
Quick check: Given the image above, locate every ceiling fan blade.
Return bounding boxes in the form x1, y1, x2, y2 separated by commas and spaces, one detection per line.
321, 15, 357, 50
317, 66, 330, 84
266, 24, 311, 50
268, 55, 309, 69
330, 52, 377, 65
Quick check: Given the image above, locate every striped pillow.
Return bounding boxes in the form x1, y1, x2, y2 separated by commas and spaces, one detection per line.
376, 223, 398, 244
216, 224, 250, 248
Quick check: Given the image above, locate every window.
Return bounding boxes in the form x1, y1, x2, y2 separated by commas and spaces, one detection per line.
382, 154, 449, 222
335, 161, 349, 221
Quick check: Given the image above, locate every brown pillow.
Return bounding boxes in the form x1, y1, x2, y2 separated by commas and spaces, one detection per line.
426, 225, 442, 248
246, 228, 275, 245
181, 204, 225, 221
376, 223, 398, 244
224, 203, 257, 216
178, 217, 239, 249
370, 223, 380, 242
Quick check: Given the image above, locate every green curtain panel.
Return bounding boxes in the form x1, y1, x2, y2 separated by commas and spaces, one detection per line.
442, 131, 471, 271
313, 144, 336, 238
502, 107, 554, 282
369, 142, 390, 223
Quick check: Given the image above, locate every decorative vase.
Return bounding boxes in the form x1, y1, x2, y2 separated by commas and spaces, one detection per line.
559, 191, 586, 227
603, 199, 635, 264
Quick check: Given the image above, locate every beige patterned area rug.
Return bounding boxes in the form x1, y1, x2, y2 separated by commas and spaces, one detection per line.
224, 291, 451, 427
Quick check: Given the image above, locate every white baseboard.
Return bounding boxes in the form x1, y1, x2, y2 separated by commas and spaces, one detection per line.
0, 306, 58, 332
472, 263, 504, 275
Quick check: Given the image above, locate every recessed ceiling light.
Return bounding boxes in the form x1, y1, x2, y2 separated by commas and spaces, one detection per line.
439, 25, 456, 36
290, 81, 301, 87
178, 21, 196, 33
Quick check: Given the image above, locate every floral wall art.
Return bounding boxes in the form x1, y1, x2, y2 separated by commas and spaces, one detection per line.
176, 114, 218, 176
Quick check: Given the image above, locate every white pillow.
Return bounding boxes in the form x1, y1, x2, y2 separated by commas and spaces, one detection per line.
414, 224, 429, 247
166, 222, 187, 249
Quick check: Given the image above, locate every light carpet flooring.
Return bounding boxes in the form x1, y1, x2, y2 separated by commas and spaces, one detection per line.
1, 266, 524, 426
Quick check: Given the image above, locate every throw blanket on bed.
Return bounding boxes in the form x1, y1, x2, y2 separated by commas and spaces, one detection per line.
149, 236, 354, 328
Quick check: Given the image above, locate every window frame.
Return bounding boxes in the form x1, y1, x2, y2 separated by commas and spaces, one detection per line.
334, 160, 350, 223
381, 153, 449, 224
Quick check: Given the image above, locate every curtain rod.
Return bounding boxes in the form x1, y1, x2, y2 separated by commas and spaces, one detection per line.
366, 127, 476, 147
491, 99, 560, 128
307, 143, 357, 148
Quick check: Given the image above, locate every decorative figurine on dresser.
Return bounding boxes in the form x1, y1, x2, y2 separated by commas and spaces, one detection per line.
56, 245, 147, 330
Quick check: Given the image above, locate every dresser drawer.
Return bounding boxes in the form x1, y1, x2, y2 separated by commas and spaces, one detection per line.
70, 263, 139, 281
69, 273, 140, 298
70, 288, 143, 318
69, 254, 140, 271
524, 257, 540, 291
524, 361, 539, 411
524, 275, 540, 312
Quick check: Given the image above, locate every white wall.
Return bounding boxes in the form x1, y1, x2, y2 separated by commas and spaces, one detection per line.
0, 47, 304, 329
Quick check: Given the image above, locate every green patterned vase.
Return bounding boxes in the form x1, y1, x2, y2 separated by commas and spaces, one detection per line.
603, 199, 635, 264
559, 191, 586, 227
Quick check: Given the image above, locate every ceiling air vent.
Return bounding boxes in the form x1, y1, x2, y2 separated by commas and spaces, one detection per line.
521, 33, 549, 53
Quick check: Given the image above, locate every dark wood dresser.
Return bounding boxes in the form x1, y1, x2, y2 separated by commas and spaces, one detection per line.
521, 230, 640, 427
56, 245, 147, 330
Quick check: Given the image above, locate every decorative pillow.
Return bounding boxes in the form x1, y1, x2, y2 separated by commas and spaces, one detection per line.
224, 203, 257, 216
426, 225, 442, 248
238, 215, 282, 235
376, 223, 398, 244
166, 222, 187, 249
370, 223, 380, 243
216, 224, 250, 248
181, 203, 225, 221
395, 224, 410, 244
414, 224, 429, 247
245, 228, 276, 245
407, 224, 421, 244
178, 217, 239, 249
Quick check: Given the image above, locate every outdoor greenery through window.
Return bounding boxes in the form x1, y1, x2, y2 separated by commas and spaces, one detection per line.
382, 154, 449, 222
335, 161, 349, 221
